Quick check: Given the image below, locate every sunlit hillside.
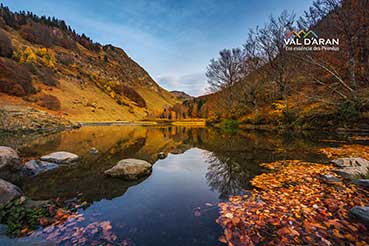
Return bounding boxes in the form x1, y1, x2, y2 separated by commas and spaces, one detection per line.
0, 5, 178, 122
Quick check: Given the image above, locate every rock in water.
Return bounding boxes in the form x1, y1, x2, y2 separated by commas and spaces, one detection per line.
89, 147, 99, 155
331, 157, 369, 168
157, 152, 167, 159
22, 160, 59, 176
350, 206, 369, 226
0, 178, 22, 205
355, 179, 369, 188
331, 157, 369, 179
104, 159, 152, 180
321, 174, 342, 185
0, 146, 21, 171
40, 151, 79, 164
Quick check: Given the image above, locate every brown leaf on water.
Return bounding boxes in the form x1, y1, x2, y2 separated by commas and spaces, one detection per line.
39, 217, 49, 226
231, 217, 240, 226
194, 207, 201, 217
320, 144, 369, 159
216, 160, 369, 246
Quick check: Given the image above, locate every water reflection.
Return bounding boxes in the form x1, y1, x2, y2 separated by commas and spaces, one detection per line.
1, 126, 365, 246
0, 126, 341, 203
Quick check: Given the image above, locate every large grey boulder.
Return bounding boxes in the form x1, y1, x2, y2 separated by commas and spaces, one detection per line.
0, 178, 22, 205
331, 157, 369, 179
350, 206, 369, 226
22, 160, 59, 176
104, 159, 152, 180
0, 146, 21, 171
40, 151, 79, 164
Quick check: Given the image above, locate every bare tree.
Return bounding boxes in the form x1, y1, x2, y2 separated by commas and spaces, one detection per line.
299, 0, 369, 96
206, 48, 244, 91
249, 11, 297, 110
206, 48, 245, 117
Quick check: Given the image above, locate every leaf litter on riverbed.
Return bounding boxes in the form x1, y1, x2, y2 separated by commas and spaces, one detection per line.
217, 160, 369, 246
30, 211, 123, 246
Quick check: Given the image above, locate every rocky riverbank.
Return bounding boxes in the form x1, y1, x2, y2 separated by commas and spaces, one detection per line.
0, 146, 86, 237
0, 106, 80, 133
0, 144, 158, 237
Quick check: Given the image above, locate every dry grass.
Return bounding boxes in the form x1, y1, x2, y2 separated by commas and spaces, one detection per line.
0, 25, 178, 122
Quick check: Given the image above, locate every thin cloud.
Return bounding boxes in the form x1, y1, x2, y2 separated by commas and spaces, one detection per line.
157, 73, 207, 96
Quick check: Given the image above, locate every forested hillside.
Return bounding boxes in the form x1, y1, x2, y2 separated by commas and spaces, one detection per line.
0, 4, 178, 122
191, 0, 369, 130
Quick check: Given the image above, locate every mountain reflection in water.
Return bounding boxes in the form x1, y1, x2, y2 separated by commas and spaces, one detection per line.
0, 125, 351, 246
0, 125, 332, 203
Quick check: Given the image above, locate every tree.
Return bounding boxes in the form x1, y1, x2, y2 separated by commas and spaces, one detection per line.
206, 48, 245, 117
206, 48, 244, 92
298, 0, 369, 98
252, 11, 297, 104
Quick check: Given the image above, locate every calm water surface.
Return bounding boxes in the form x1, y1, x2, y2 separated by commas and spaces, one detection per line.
1, 125, 367, 246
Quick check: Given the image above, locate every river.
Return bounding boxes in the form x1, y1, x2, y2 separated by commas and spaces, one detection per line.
0, 125, 366, 246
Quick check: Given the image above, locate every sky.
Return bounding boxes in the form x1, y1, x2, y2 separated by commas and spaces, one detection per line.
1, 0, 314, 96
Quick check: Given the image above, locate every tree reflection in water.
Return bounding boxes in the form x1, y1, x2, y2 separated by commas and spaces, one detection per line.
205, 152, 251, 199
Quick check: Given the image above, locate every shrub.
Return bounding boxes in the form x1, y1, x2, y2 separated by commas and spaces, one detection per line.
0, 58, 35, 96
116, 85, 146, 108
14, 47, 38, 64
336, 100, 361, 122
57, 52, 74, 65
0, 29, 13, 57
36, 48, 56, 68
254, 114, 267, 125
35, 66, 58, 86
37, 94, 61, 110
223, 119, 240, 129
0, 198, 50, 237
282, 109, 298, 125
271, 101, 286, 112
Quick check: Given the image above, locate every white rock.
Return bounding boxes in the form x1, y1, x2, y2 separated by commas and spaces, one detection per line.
331, 157, 369, 179
40, 151, 79, 164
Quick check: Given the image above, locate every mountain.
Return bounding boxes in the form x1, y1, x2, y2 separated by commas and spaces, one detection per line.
0, 5, 178, 122
170, 90, 193, 101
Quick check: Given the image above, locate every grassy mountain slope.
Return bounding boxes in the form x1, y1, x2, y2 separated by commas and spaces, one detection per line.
0, 5, 178, 122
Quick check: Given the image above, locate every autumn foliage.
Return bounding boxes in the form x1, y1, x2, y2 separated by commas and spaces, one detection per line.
217, 160, 369, 246
320, 144, 369, 160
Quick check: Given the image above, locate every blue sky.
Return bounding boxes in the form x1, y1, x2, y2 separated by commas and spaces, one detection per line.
1, 0, 314, 96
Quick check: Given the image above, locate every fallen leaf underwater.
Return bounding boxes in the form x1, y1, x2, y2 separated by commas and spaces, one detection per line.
217, 160, 369, 246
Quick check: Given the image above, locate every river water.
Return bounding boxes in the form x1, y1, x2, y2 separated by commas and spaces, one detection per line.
0, 125, 366, 246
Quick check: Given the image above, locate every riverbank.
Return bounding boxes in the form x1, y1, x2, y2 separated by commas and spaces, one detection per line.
79, 119, 206, 127
210, 118, 369, 134
0, 106, 206, 133
0, 105, 80, 133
